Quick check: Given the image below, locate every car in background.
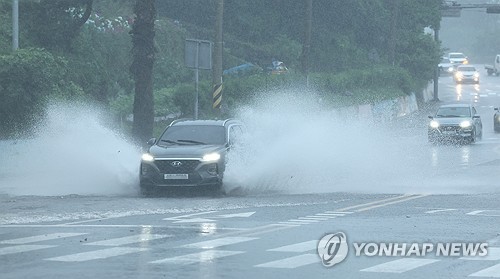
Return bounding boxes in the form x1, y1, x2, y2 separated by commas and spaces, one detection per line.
447, 52, 468, 65
454, 65, 480, 84
494, 108, 500, 132
139, 118, 244, 196
428, 104, 482, 144
438, 57, 454, 75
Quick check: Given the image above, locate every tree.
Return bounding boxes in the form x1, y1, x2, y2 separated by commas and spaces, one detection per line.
130, 0, 156, 144
23, 0, 93, 50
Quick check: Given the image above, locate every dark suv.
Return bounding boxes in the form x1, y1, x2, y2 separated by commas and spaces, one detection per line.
139, 119, 243, 196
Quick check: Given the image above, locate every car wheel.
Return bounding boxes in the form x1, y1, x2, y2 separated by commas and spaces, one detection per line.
140, 183, 157, 197
469, 130, 476, 144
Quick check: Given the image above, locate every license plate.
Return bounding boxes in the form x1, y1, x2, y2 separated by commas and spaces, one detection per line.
164, 174, 188, 180
442, 131, 455, 135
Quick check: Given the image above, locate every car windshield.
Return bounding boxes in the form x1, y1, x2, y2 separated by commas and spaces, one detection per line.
159, 125, 226, 145
458, 66, 475, 71
436, 107, 471, 117
449, 53, 465, 59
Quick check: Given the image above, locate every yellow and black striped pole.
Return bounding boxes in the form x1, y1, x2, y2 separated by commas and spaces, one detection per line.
213, 82, 222, 109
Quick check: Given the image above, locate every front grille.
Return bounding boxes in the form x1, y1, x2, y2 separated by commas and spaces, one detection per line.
154, 160, 200, 174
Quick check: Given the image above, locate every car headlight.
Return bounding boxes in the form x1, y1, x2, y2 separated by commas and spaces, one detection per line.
460, 120, 472, 128
447, 67, 454, 72
141, 153, 155, 162
455, 72, 463, 78
430, 120, 440, 128
474, 72, 480, 78
202, 153, 221, 162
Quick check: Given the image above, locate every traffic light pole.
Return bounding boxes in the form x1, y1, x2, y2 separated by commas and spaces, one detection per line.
434, 28, 439, 101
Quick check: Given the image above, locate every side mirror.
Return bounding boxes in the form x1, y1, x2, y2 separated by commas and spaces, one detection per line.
495, 108, 499, 111
147, 138, 156, 146
428, 116, 434, 119
473, 115, 480, 119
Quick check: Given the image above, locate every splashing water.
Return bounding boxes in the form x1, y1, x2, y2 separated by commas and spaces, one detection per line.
0, 103, 141, 196
223, 89, 484, 195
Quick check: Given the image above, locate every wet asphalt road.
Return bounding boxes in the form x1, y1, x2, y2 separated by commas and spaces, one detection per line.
1, 69, 500, 278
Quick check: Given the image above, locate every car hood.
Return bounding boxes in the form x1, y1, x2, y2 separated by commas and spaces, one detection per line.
432, 117, 471, 125
148, 144, 227, 158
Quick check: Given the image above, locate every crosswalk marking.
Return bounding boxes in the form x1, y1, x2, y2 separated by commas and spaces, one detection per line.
45, 247, 147, 262
0, 245, 56, 256
460, 247, 500, 261
268, 240, 316, 253
150, 250, 244, 265
276, 222, 301, 226
0, 233, 87, 245
298, 216, 330, 221
255, 253, 319, 268
469, 263, 500, 277
360, 258, 440, 273
85, 234, 172, 246
287, 219, 318, 223
182, 236, 258, 249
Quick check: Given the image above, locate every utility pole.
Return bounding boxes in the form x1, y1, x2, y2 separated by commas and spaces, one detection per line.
301, 0, 312, 87
12, 0, 18, 51
212, 0, 224, 113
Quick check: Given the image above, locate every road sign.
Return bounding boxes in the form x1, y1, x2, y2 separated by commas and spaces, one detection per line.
185, 39, 212, 70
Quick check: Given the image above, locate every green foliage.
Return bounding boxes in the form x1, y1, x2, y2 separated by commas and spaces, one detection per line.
310, 65, 414, 97
0, 48, 83, 137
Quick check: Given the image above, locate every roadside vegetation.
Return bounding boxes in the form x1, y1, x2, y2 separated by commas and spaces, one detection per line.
0, 0, 442, 139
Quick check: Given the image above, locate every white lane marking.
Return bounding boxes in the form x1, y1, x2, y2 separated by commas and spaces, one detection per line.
276, 222, 301, 226
0, 233, 87, 244
85, 234, 172, 246
268, 240, 317, 253
287, 219, 318, 223
315, 213, 343, 217
324, 211, 353, 214
150, 250, 243, 265
255, 253, 319, 268
469, 263, 500, 277
460, 247, 500, 261
0, 245, 56, 256
425, 209, 458, 214
173, 218, 216, 223
360, 258, 440, 273
45, 247, 147, 262
0, 224, 245, 230
356, 195, 427, 212
298, 216, 330, 221
336, 195, 417, 212
182, 236, 258, 249
215, 212, 255, 218
466, 210, 500, 217
163, 211, 218, 221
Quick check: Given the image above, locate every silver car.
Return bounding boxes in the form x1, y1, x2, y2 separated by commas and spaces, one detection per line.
454, 65, 480, 84
428, 104, 482, 144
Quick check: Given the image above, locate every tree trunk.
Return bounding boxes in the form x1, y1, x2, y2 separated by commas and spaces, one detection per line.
130, 0, 156, 144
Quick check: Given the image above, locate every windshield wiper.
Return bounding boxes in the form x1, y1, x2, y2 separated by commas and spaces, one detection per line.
160, 139, 181, 145
177, 139, 207, 145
